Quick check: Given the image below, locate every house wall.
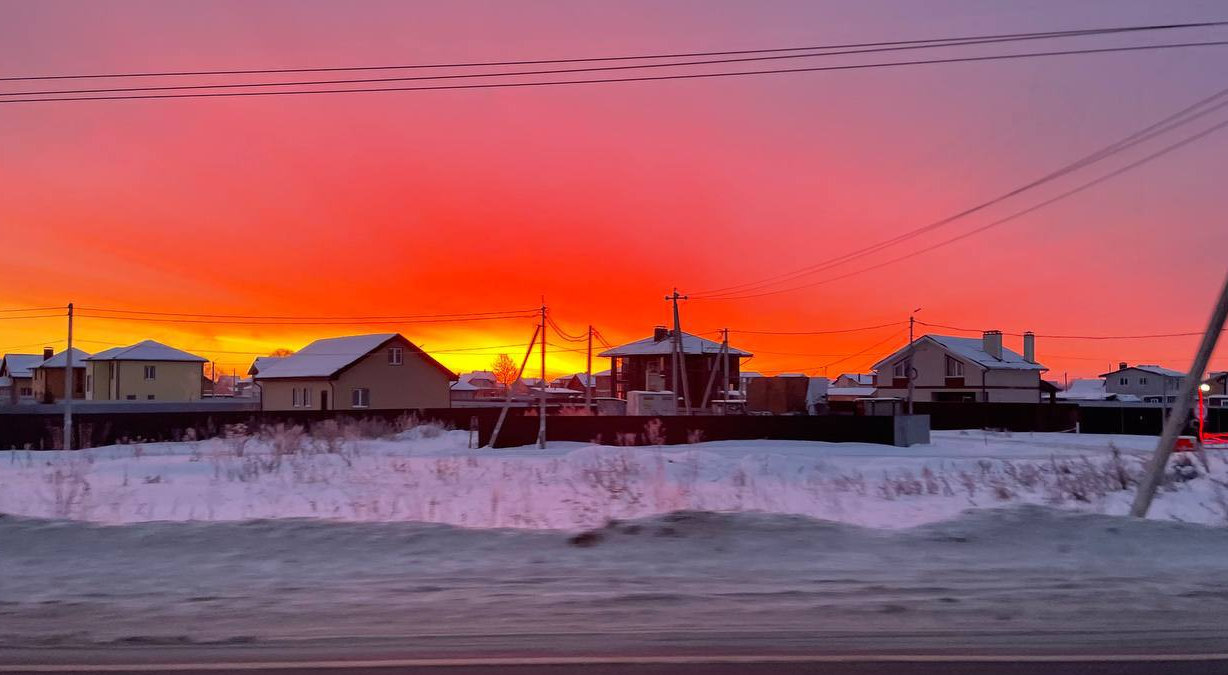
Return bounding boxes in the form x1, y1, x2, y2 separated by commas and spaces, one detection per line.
1103, 369, 1182, 398
613, 353, 741, 407
95, 361, 205, 402
32, 367, 86, 402
9, 376, 34, 403
874, 339, 1042, 403
260, 342, 451, 412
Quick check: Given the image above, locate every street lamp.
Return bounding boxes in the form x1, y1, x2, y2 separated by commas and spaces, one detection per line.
1199, 382, 1212, 442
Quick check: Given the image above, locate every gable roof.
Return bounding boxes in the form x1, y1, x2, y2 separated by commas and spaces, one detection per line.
248, 356, 286, 375
34, 348, 91, 369
598, 330, 751, 358
254, 333, 455, 381
872, 334, 1045, 372
84, 340, 206, 362
1, 354, 43, 378
837, 373, 875, 385
1099, 364, 1186, 378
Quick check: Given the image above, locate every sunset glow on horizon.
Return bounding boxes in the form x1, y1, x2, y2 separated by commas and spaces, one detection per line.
3, 0, 1227, 381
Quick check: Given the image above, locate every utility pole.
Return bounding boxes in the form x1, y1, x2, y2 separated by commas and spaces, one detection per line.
1132, 269, 1228, 517
585, 324, 593, 412
487, 324, 540, 449
666, 289, 692, 414
538, 302, 547, 449
906, 308, 921, 415
721, 328, 730, 415
63, 302, 74, 451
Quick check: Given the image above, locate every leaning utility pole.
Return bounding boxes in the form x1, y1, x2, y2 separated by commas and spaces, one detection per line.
63, 302, 74, 451
585, 324, 593, 412
487, 324, 540, 449
1132, 269, 1228, 517
537, 302, 547, 449
666, 289, 692, 414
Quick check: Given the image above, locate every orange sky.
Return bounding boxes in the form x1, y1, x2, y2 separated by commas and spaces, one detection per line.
2, 1, 1227, 381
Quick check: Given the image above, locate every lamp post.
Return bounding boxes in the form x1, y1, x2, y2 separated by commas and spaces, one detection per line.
1199, 382, 1212, 442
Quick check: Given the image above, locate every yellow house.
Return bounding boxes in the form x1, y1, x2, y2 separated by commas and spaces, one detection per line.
84, 340, 207, 402
31, 348, 90, 402
254, 333, 455, 411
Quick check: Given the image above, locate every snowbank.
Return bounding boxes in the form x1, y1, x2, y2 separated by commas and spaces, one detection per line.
2, 428, 1226, 529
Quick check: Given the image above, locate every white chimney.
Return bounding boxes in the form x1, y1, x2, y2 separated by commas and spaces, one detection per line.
1023, 331, 1035, 364
983, 330, 1003, 361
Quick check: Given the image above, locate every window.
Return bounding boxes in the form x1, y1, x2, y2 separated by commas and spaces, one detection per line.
301, 387, 311, 408
146, 394, 155, 400
1120, 377, 1128, 386
19, 386, 32, 396
1139, 377, 1148, 385
292, 388, 300, 407
85, 374, 92, 392
945, 356, 964, 378
144, 365, 157, 381
352, 387, 370, 408
388, 347, 403, 365
126, 394, 136, 400
892, 361, 907, 378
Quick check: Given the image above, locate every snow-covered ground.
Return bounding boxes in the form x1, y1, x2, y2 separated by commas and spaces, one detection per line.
2, 426, 1226, 529
4, 426, 1228, 651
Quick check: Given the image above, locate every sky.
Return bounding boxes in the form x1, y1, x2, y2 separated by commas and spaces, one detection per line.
1, 0, 1227, 381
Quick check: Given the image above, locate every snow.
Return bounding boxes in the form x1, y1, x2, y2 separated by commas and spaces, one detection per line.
875, 334, 1044, 372
826, 386, 877, 398
85, 340, 206, 362
3, 428, 1226, 530
599, 331, 751, 357
1102, 364, 1186, 378
254, 333, 395, 379
32, 347, 90, 368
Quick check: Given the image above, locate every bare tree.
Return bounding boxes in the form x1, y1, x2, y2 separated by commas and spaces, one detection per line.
492, 353, 518, 388
269, 348, 295, 357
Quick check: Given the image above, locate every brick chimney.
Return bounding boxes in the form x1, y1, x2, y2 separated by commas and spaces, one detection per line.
1023, 331, 1035, 364
43, 347, 54, 361
982, 330, 1003, 360
1119, 361, 1128, 371
653, 326, 669, 342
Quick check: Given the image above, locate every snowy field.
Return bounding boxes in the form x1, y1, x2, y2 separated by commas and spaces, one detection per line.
5, 424, 1228, 650
2, 424, 1227, 529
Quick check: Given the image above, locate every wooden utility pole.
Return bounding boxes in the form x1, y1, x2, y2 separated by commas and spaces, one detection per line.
721, 328, 731, 414
666, 289, 692, 414
699, 328, 730, 413
1132, 269, 1228, 517
63, 302, 74, 451
906, 308, 921, 415
538, 302, 547, 449
585, 325, 593, 412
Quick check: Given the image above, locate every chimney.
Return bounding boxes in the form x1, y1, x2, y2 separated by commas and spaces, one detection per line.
653, 326, 669, 342
1119, 361, 1128, 371
1023, 331, 1035, 364
982, 330, 1003, 360
43, 347, 54, 362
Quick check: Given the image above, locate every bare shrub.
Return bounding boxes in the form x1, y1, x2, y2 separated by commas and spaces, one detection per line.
686, 429, 705, 445
557, 406, 594, 416
643, 419, 665, 446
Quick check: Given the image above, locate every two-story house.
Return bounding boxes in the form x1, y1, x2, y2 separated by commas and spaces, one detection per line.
1099, 362, 1185, 403
872, 330, 1047, 403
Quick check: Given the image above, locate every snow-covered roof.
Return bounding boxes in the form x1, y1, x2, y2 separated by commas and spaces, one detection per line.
568, 373, 596, 387
450, 380, 479, 391
1, 354, 43, 378
35, 348, 91, 369
776, 372, 807, 378
598, 331, 751, 358
1099, 364, 1185, 378
594, 369, 611, 376
827, 386, 877, 397
837, 373, 875, 385
255, 333, 428, 380
741, 371, 764, 379
84, 340, 206, 362
0, 375, 11, 388
1055, 379, 1109, 401
249, 356, 286, 374
873, 335, 1045, 372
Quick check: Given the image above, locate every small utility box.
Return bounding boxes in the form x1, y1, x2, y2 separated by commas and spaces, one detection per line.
628, 390, 677, 416
857, 397, 904, 416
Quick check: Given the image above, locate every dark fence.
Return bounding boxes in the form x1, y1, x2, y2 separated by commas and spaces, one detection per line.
911, 402, 1080, 433
1077, 405, 1226, 436
0, 408, 917, 450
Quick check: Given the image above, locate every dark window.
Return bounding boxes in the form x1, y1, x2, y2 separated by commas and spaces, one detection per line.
352, 388, 370, 408
945, 356, 964, 377
388, 347, 403, 365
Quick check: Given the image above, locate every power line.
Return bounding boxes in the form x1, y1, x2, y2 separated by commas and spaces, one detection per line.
0, 313, 65, 321
6, 29, 1209, 99
73, 313, 538, 326
0, 306, 63, 313
6, 39, 1227, 105
728, 321, 906, 335
696, 106, 1228, 301
916, 320, 1226, 340
8, 20, 1223, 82
692, 83, 1228, 299
76, 305, 536, 320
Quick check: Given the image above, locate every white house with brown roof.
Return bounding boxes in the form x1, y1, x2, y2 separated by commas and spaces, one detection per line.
254, 333, 455, 411
872, 331, 1047, 403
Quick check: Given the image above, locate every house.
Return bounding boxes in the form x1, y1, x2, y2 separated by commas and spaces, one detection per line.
872, 330, 1047, 403
833, 373, 874, 388
247, 356, 286, 377
738, 371, 763, 399
450, 371, 505, 401
31, 348, 90, 402
1056, 378, 1141, 403
83, 340, 208, 402
594, 369, 612, 397
1203, 371, 1227, 396
553, 373, 597, 397
598, 327, 751, 409
826, 385, 877, 403
1100, 362, 1185, 402
254, 333, 455, 411
1, 353, 43, 404
449, 378, 479, 401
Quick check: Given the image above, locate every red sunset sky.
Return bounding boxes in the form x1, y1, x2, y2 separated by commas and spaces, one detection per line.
1, 0, 1226, 380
